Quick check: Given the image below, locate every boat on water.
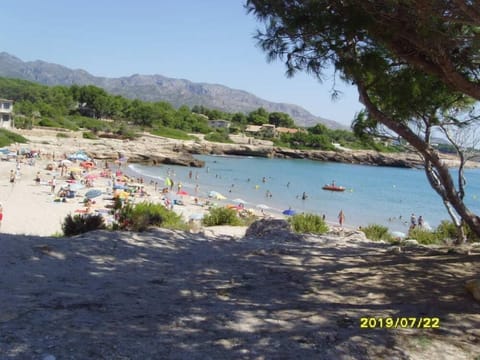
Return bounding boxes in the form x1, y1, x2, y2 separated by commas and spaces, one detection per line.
322, 184, 346, 192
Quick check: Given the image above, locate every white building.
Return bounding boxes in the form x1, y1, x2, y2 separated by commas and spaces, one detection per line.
0, 99, 14, 128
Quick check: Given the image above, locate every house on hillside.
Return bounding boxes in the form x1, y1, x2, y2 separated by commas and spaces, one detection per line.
245, 124, 301, 138
0, 99, 14, 128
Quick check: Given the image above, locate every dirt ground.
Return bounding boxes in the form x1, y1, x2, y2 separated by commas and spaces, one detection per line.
1, 226, 479, 359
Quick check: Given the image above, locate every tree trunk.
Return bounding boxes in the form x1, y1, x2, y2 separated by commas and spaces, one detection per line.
455, 223, 467, 245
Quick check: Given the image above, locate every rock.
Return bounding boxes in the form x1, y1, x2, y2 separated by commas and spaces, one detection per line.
387, 246, 402, 254
402, 239, 419, 247
465, 279, 480, 302
245, 219, 301, 241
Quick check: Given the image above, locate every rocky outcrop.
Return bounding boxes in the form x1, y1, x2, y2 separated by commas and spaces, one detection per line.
18, 128, 471, 169
245, 219, 303, 242
182, 141, 426, 168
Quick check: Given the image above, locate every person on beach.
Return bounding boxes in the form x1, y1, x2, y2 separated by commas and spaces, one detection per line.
338, 210, 345, 228
9, 170, 15, 186
302, 192, 308, 200
0, 203, 3, 230
410, 213, 417, 228
418, 215, 424, 228
51, 176, 56, 194
35, 171, 41, 185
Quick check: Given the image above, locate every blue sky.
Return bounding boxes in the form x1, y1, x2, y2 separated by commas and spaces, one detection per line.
1, 0, 363, 126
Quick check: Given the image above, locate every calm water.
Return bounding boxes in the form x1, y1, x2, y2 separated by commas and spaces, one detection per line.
127, 155, 480, 232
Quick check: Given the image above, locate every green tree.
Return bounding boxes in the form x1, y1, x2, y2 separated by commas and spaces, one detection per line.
248, 107, 269, 125
268, 112, 295, 127
246, 0, 480, 241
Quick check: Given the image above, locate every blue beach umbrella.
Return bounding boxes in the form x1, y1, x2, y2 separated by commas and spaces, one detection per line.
282, 208, 297, 216
85, 189, 102, 199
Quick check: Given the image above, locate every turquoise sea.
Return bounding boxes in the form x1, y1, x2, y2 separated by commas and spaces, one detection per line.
127, 155, 480, 232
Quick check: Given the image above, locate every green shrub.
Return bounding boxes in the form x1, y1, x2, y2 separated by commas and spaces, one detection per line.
435, 221, 458, 242
408, 227, 441, 245
62, 213, 106, 236
0, 129, 28, 147
288, 213, 329, 234
362, 224, 394, 242
204, 130, 233, 143
151, 126, 197, 140
116, 202, 186, 231
202, 207, 242, 226
56, 132, 70, 138
38, 118, 66, 128
82, 131, 98, 139
435, 220, 479, 243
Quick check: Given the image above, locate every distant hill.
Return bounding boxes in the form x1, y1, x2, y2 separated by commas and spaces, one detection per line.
0, 52, 346, 129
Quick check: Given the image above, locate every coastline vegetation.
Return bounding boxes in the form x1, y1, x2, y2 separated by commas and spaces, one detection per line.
202, 206, 259, 227
0, 76, 400, 151
0, 128, 28, 147
362, 220, 479, 245
288, 213, 329, 234
62, 213, 106, 236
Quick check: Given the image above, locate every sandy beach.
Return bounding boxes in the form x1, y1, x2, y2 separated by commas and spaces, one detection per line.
0, 146, 266, 237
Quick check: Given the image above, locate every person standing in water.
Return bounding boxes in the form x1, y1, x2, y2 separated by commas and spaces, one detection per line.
338, 210, 345, 228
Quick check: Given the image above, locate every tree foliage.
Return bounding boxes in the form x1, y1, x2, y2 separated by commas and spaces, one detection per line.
0, 76, 389, 151
246, 0, 480, 241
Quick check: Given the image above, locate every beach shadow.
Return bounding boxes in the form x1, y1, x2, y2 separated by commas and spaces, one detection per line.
0, 229, 479, 359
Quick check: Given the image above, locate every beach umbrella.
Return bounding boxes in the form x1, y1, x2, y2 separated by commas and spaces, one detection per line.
68, 153, 90, 161
209, 190, 226, 200
60, 159, 72, 166
114, 190, 130, 199
84, 173, 98, 180
69, 167, 82, 173
282, 208, 297, 216
80, 161, 95, 169
84, 189, 102, 199
113, 184, 127, 190
256, 204, 270, 210
177, 190, 189, 196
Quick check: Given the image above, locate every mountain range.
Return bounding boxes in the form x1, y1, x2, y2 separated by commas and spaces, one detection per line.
0, 52, 345, 129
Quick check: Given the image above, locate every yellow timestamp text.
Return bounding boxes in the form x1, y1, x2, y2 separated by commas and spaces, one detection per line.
360, 317, 440, 329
